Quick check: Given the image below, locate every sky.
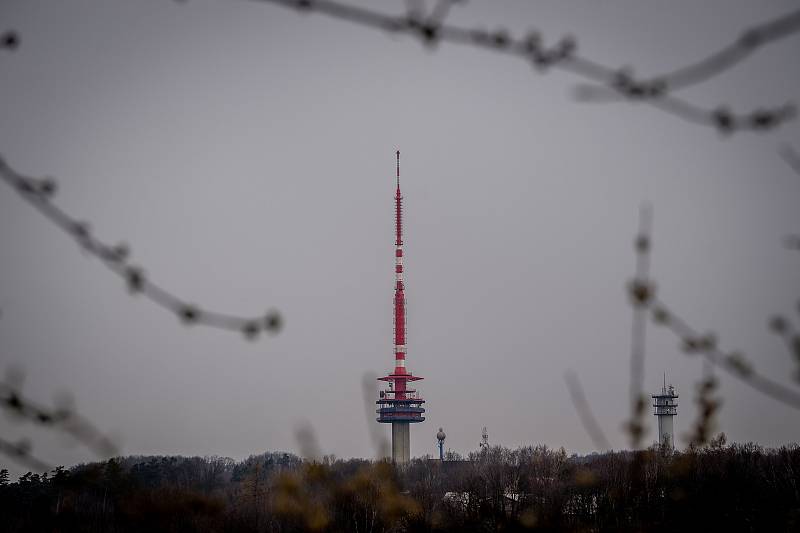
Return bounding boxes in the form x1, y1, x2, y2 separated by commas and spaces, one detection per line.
1, 0, 799, 478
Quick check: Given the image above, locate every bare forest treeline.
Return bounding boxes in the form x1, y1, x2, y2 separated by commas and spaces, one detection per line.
1, 441, 799, 532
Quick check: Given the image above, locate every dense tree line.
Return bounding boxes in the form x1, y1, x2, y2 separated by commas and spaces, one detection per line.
0, 441, 798, 532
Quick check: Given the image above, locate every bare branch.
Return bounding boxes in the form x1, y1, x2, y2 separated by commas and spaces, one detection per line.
1, 380, 118, 458
625, 205, 653, 448
247, 0, 796, 134
768, 315, 800, 384
361, 372, 390, 460
660, 8, 800, 90
779, 144, 800, 175
627, 208, 800, 411
577, 8, 800, 99
684, 366, 722, 447
650, 299, 800, 409
426, 0, 462, 27
0, 155, 283, 341
564, 371, 611, 451
0, 436, 53, 472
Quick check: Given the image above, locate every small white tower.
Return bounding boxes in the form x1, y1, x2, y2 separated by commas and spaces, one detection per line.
652, 375, 678, 448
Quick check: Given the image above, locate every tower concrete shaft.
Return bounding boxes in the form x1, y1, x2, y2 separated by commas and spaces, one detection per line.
392, 422, 410, 463
652, 375, 678, 448
376, 151, 425, 464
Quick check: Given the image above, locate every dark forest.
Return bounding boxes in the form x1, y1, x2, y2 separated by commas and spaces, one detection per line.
2, 441, 799, 532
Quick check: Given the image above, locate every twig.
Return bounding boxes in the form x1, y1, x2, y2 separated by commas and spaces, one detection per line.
684, 363, 722, 447
0, 155, 283, 341
768, 315, 800, 377
650, 300, 800, 409
1, 380, 118, 458
659, 9, 800, 90
564, 371, 611, 451
779, 144, 800, 175
576, 8, 800, 97
625, 205, 652, 448
626, 209, 800, 412
246, 0, 796, 134
0, 436, 53, 472
361, 372, 390, 460
426, 0, 461, 28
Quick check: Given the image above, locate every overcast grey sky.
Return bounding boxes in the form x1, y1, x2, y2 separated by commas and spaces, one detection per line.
1, 0, 799, 478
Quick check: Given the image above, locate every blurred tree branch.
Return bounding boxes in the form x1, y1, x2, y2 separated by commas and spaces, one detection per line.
626, 222, 800, 410
649, 297, 800, 408
1, 377, 118, 460
0, 436, 53, 472
576, 9, 800, 96
624, 205, 652, 448
780, 144, 800, 176
684, 364, 722, 447
564, 370, 612, 451
249, 0, 798, 134
0, 156, 283, 341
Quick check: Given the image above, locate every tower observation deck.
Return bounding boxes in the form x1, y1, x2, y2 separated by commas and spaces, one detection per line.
376, 151, 425, 464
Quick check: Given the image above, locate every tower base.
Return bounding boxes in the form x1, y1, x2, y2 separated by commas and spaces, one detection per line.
657, 416, 674, 448
391, 422, 410, 463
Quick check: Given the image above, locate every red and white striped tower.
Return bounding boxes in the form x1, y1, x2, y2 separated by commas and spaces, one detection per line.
376, 150, 425, 464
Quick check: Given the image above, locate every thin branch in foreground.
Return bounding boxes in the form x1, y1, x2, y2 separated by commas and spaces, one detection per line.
779, 144, 800, 175
768, 315, 800, 384
684, 364, 722, 447
0, 155, 283, 341
576, 8, 800, 97
425, 0, 462, 29
624, 205, 652, 448
1, 380, 118, 458
361, 372, 389, 460
0, 436, 53, 472
626, 210, 800, 411
658, 8, 800, 91
249, 0, 797, 134
564, 371, 612, 451
649, 299, 800, 409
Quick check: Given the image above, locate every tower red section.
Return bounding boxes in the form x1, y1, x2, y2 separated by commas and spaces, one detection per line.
377, 151, 425, 424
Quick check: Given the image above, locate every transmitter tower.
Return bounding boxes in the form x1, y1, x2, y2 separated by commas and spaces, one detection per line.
376, 151, 425, 464
652, 375, 678, 448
